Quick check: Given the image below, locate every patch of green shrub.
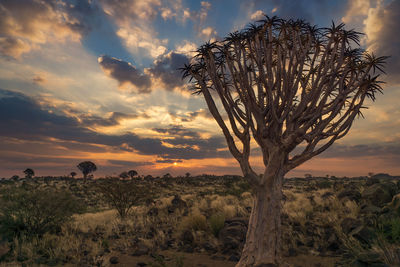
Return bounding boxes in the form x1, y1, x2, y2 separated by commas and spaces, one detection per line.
208, 212, 225, 237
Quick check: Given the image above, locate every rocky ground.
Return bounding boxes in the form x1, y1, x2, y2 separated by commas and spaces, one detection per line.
0, 173, 400, 266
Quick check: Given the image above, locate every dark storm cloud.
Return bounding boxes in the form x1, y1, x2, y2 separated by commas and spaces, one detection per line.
320, 142, 400, 158
0, 89, 228, 160
288, 141, 400, 167
148, 52, 190, 90
366, 0, 400, 84
98, 55, 151, 93
98, 52, 190, 93
108, 160, 154, 167
80, 111, 142, 127
153, 125, 199, 138
156, 159, 183, 163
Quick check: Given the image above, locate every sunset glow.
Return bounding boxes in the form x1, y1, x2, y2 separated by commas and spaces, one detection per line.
0, 0, 399, 178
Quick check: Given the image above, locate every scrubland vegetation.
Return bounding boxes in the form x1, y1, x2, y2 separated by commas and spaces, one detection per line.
1, 174, 400, 266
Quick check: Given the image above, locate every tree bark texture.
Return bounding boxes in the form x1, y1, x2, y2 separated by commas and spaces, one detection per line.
237, 165, 285, 267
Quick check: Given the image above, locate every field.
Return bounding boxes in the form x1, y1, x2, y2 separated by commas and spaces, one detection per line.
1, 174, 400, 267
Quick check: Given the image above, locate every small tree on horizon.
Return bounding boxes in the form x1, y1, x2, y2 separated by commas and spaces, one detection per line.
77, 161, 97, 180
182, 15, 387, 266
127, 170, 138, 179
119, 171, 129, 179
70, 171, 77, 178
23, 168, 34, 179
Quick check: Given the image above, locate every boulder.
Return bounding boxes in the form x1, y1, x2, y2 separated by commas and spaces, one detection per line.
167, 195, 188, 214
218, 217, 248, 254
131, 242, 150, 256
109, 256, 119, 264
341, 218, 363, 234
337, 189, 361, 203
362, 183, 393, 207
182, 230, 194, 245
350, 225, 376, 245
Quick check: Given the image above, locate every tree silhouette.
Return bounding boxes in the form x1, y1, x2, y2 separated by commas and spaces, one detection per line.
77, 161, 97, 180
127, 170, 138, 179
119, 171, 129, 179
182, 16, 387, 266
23, 168, 34, 179
70, 172, 77, 178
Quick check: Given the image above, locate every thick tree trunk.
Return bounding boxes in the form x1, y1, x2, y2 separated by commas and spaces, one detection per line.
237, 165, 285, 267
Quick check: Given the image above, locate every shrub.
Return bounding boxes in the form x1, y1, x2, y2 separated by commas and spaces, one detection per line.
208, 212, 225, 237
179, 212, 208, 232
0, 186, 84, 242
95, 178, 153, 218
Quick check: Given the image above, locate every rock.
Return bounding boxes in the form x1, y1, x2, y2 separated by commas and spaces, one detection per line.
341, 218, 363, 234
366, 178, 380, 186
147, 207, 159, 216
228, 253, 240, 262
360, 204, 382, 215
350, 225, 376, 245
219, 217, 247, 254
337, 189, 361, 202
167, 195, 188, 213
109, 256, 119, 264
362, 183, 393, 207
202, 242, 218, 254
356, 251, 388, 266
182, 230, 194, 245
131, 242, 150, 256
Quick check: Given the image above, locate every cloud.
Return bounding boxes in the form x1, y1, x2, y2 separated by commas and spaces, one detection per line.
363, 0, 400, 84
99, 0, 168, 59
250, 10, 265, 20
0, 0, 98, 58
148, 52, 189, 91
98, 55, 151, 93
0, 89, 228, 162
32, 75, 46, 84
98, 52, 190, 93
0, 37, 31, 58
108, 159, 154, 167
175, 40, 198, 58
200, 27, 217, 39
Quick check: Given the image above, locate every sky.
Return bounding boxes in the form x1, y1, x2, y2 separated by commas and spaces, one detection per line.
0, 0, 399, 178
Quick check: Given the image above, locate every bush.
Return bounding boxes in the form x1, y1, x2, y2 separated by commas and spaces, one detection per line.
208, 212, 225, 237
180, 212, 208, 232
95, 178, 153, 218
0, 186, 84, 242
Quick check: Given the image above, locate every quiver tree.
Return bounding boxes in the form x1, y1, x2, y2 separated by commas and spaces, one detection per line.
23, 168, 34, 179
182, 16, 387, 266
77, 161, 97, 180
127, 170, 138, 179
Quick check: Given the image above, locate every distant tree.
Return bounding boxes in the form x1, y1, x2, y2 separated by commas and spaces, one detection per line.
185, 172, 191, 178
77, 161, 97, 180
128, 170, 138, 179
70, 172, 77, 178
95, 178, 152, 218
304, 173, 312, 178
163, 173, 172, 179
182, 15, 387, 266
23, 168, 34, 179
119, 171, 129, 179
